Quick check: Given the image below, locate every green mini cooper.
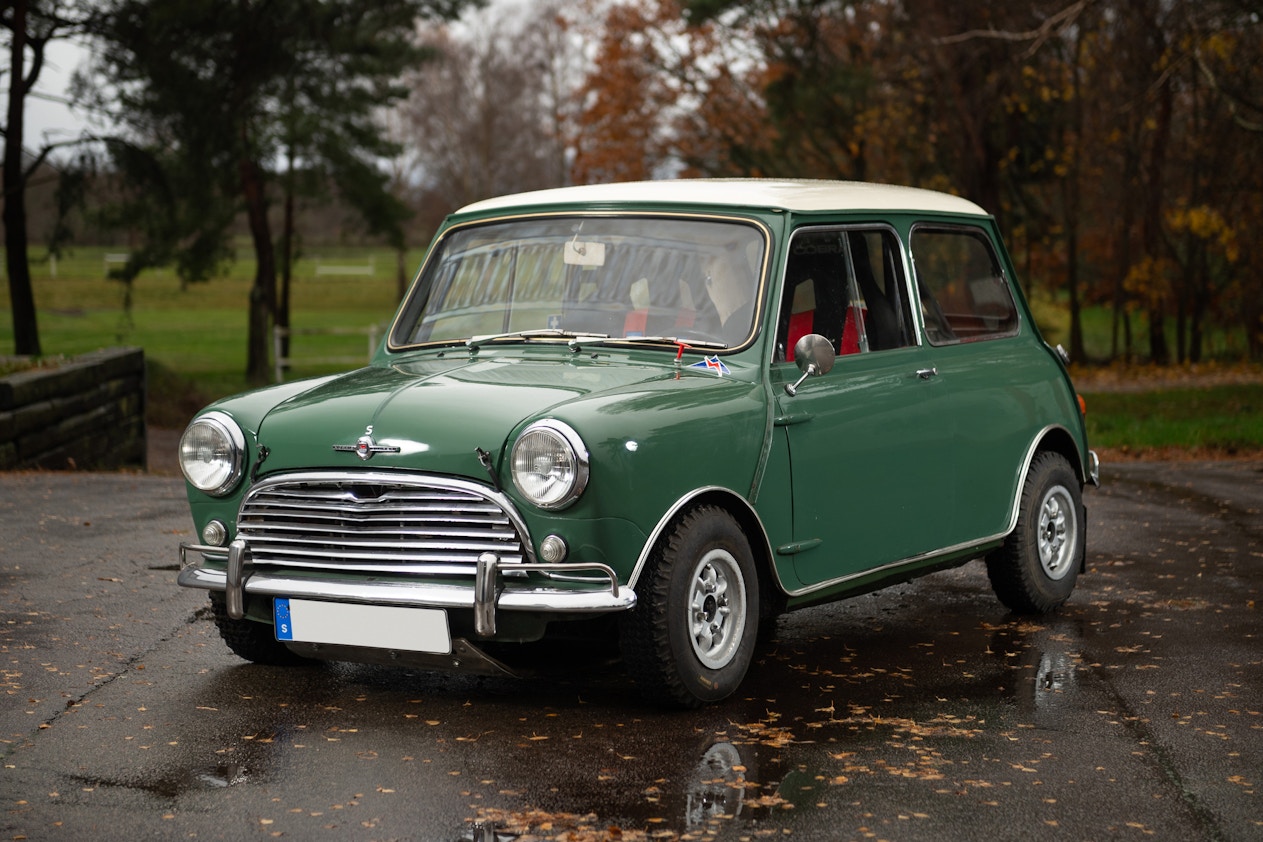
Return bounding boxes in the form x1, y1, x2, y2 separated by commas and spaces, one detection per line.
177, 179, 1099, 707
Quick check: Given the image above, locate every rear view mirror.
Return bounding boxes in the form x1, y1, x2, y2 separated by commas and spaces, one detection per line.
785, 334, 834, 396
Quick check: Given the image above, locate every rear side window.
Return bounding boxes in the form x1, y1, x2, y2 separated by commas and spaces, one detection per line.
911, 227, 1019, 345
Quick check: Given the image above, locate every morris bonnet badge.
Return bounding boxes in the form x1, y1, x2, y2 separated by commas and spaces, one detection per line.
333, 433, 402, 461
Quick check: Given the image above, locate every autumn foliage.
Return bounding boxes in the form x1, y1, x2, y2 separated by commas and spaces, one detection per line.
568, 0, 1263, 364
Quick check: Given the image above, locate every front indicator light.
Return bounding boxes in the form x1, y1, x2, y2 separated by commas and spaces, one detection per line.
539, 534, 568, 563
201, 520, 228, 546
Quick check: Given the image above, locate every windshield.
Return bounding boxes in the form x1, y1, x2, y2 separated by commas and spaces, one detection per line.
391, 216, 766, 350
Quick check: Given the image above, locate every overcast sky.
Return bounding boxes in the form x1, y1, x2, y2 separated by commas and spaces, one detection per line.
19, 0, 540, 152
23, 37, 92, 147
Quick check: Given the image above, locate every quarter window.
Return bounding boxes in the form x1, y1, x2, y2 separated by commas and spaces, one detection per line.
911, 227, 1019, 345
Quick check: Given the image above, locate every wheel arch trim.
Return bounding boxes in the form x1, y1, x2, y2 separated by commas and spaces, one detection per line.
627, 487, 787, 596
1003, 425, 1087, 538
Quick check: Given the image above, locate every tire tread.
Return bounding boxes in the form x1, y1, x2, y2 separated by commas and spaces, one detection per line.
209, 594, 311, 666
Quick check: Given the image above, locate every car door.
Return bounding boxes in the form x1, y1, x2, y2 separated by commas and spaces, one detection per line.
772, 225, 959, 589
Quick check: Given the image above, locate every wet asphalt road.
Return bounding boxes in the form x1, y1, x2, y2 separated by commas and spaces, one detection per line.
1, 462, 1260, 841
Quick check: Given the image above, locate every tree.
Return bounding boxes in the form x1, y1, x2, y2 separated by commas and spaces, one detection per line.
397, 0, 576, 214
571, 0, 683, 183
1, 0, 94, 356
79, 0, 479, 383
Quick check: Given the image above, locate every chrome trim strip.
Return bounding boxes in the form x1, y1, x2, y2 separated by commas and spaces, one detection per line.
178, 543, 634, 615
1088, 449, 1101, 486
779, 536, 996, 598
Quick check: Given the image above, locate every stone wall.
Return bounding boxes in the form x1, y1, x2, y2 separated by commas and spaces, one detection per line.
0, 347, 146, 471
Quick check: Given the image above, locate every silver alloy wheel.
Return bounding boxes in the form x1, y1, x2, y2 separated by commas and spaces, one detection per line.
687, 549, 748, 669
1038, 484, 1076, 580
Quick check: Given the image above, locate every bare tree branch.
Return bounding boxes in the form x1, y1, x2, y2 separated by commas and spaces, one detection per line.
935, 1, 1090, 58
1193, 41, 1263, 132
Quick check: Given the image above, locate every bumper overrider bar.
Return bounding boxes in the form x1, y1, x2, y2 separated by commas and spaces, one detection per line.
178, 539, 636, 636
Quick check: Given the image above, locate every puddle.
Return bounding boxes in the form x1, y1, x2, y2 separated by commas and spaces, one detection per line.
70, 761, 252, 799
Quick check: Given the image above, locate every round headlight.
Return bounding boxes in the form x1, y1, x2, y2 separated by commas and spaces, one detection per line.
179, 411, 246, 496
511, 420, 589, 510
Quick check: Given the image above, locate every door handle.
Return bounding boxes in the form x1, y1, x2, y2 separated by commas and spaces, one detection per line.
916, 367, 938, 380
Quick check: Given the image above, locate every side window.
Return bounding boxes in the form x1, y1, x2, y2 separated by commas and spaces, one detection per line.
910, 227, 1019, 345
777, 227, 915, 361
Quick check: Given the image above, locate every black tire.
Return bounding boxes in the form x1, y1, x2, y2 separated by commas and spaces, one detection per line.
986, 451, 1084, 614
209, 594, 312, 666
619, 506, 759, 708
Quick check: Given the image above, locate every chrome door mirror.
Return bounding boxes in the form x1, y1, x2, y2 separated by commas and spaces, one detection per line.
785, 333, 835, 396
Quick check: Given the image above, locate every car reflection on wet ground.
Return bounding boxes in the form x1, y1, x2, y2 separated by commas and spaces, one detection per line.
1, 461, 1260, 841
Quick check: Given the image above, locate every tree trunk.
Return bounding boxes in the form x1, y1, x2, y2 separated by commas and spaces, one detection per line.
1141, 53, 1173, 366
278, 148, 295, 371
396, 248, 408, 303
241, 155, 276, 384
3, 0, 41, 357
1065, 23, 1086, 363
1113, 138, 1139, 364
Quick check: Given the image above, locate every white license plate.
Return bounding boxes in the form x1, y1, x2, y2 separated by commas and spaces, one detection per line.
274, 598, 451, 654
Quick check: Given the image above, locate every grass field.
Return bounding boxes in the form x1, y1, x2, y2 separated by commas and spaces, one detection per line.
1080, 381, 1263, 457
3, 245, 1262, 456
3, 245, 419, 410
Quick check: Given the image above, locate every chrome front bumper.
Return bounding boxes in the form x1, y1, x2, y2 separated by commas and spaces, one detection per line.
178, 540, 636, 636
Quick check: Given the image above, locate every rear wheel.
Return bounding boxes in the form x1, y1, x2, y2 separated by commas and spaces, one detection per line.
620, 506, 759, 708
986, 451, 1084, 614
209, 594, 312, 666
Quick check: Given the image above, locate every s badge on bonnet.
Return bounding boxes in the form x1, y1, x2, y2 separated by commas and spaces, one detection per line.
333, 434, 401, 461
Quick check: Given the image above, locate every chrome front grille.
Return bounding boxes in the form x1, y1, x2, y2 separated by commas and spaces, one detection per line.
237, 473, 529, 574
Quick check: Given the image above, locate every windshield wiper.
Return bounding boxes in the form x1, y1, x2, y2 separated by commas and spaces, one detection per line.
606, 335, 729, 350
466, 328, 610, 350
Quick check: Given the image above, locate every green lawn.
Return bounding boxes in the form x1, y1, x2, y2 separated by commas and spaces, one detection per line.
1081, 383, 1263, 456
3, 246, 419, 407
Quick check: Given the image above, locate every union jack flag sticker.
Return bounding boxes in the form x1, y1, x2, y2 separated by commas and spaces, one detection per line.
688, 355, 730, 377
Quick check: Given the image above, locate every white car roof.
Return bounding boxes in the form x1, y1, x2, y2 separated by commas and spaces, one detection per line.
457, 179, 989, 217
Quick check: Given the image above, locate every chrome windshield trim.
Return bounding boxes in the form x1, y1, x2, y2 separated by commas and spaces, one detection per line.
387, 211, 773, 355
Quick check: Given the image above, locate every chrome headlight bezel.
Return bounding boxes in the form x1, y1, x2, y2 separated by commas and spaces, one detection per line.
179, 411, 246, 497
510, 419, 589, 510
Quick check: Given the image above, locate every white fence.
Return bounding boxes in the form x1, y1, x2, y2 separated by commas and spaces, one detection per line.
273, 323, 385, 382
313, 256, 375, 276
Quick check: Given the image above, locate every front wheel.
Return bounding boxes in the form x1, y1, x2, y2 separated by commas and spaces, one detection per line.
619, 506, 760, 708
209, 594, 312, 666
986, 451, 1085, 614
